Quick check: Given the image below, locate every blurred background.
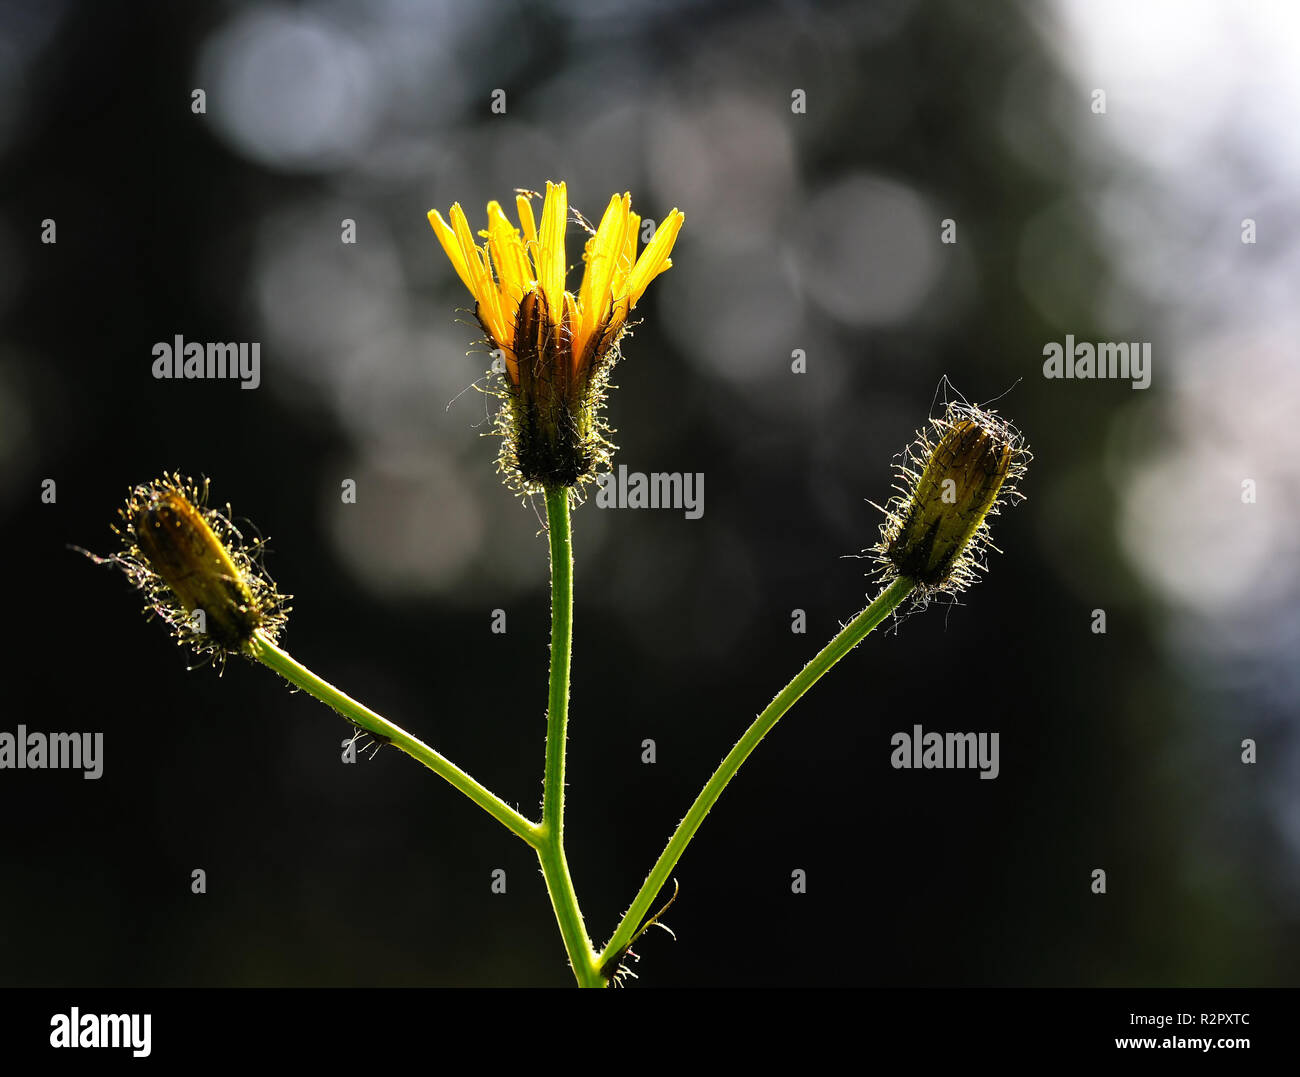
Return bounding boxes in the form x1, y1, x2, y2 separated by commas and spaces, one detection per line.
2, 0, 1297, 986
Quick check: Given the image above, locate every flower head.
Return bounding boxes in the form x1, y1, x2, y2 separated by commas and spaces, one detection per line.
429, 181, 684, 489
93, 474, 290, 667
873, 401, 1029, 596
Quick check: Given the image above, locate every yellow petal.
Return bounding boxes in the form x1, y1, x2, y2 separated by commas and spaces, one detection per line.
515, 193, 539, 271
449, 203, 506, 347
624, 209, 683, 309
537, 181, 568, 320
610, 210, 640, 300
428, 208, 476, 297
485, 200, 532, 310
577, 193, 629, 347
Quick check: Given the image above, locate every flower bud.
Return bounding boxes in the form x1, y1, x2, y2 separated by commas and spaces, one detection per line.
875, 402, 1029, 595
104, 474, 289, 665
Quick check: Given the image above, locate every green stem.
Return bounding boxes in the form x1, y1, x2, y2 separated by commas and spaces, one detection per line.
597, 574, 916, 973
536, 486, 602, 987
249, 631, 540, 847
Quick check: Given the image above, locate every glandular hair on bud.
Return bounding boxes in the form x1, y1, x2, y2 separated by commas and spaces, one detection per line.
105, 474, 289, 664
874, 402, 1029, 595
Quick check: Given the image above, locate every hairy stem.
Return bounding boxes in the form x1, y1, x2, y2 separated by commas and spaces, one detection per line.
536, 487, 602, 987
597, 575, 916, 974
250, 632, 539, 846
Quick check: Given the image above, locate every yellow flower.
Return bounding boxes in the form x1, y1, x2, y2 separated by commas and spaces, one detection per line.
429, 181, 684, 489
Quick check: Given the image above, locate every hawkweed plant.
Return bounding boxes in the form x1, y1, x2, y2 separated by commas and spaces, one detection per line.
84, 182, 1029, 987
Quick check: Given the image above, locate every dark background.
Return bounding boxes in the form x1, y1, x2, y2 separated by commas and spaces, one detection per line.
2, 0, 1296, 987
